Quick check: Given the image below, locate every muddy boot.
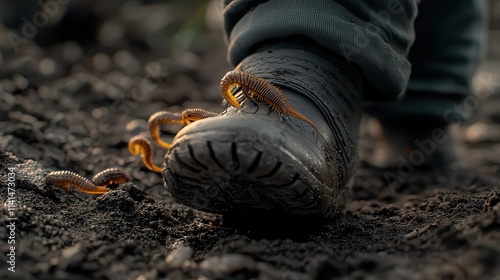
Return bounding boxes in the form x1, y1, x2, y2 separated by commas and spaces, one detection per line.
367, 118, 457, 169
162, 44, 364, 218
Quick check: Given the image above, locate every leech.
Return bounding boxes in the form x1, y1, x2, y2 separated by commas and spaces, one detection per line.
220, 70, 318, 139
92, 167, 131, 186
46, 171, 110, 195
128, 134, 162, 173
148, 109, 219, 149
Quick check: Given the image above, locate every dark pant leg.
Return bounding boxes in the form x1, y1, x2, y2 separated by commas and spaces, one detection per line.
365, 0, 488, 122
223, 0, 418, 99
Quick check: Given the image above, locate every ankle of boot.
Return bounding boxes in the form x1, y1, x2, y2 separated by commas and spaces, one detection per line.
253, 37, 365, 89
239, 36, 365, 92
235, 39, 365, 178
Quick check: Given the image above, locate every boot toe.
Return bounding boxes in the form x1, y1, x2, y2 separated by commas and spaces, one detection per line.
163, 105, 345, 217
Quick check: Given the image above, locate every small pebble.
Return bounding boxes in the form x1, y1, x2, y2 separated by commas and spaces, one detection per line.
1, 78, 15, 93
13, 74, 29, 90
91, 107, 106, 118
59, 244, 87, 270
38, 57, 58, 76
465, 122, 490, 143
38, 85, 58, 99
126, 119, 148, 132
113, 50, 140, 76
98, 19, 126, 47
165, 246, 193, 268
402, 202, 415, 209
93, 52, 112, 72
199, 254, 256, 278
61, 41, 83, 64
0, 91, 14, 111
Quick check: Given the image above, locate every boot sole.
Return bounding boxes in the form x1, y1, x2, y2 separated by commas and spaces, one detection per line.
163, 130, 345, 217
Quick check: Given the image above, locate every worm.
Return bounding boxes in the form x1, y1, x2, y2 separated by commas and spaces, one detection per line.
91, 167, 131, 186
148, 109, 219, 149
220, 70, 318, 139
128, 134, 162, 173
148, 111, 184, 149
46, 170, 110, 195
181, 108, 219, 124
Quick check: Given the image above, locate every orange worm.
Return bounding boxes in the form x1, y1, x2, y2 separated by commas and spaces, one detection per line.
181, 108, 219, 124
46, 171, 110, 195
91, 167, 131, 186
148, 109, 219, 149
128, 134, 162, 173
220, 70, 318, 139
148, 111, 184, 149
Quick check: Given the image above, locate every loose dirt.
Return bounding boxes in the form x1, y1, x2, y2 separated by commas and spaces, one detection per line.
1, 1, 500, 279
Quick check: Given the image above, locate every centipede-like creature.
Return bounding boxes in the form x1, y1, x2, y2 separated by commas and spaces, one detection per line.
128, 134, 162, 173
45, 168, 131, 195
148, 109, 219, 149
220, 70, 318, 138
148, 111, 184, 149
92, 167, 131, 186
46, 171, 109, 194
181, 108, 219, 124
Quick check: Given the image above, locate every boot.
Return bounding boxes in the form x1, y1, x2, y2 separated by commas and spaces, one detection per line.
162, 44, 364, 218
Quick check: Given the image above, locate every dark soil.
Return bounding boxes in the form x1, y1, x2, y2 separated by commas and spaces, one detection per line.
1, 1, 500, 279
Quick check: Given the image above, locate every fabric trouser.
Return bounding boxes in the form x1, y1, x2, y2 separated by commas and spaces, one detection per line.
222, 0, 488, 122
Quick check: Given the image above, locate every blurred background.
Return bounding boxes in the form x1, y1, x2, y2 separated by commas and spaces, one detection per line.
0, 0, 231, 183
0, 0, 230, 102
0, 3, 498, 280
0, 0, 499, 176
